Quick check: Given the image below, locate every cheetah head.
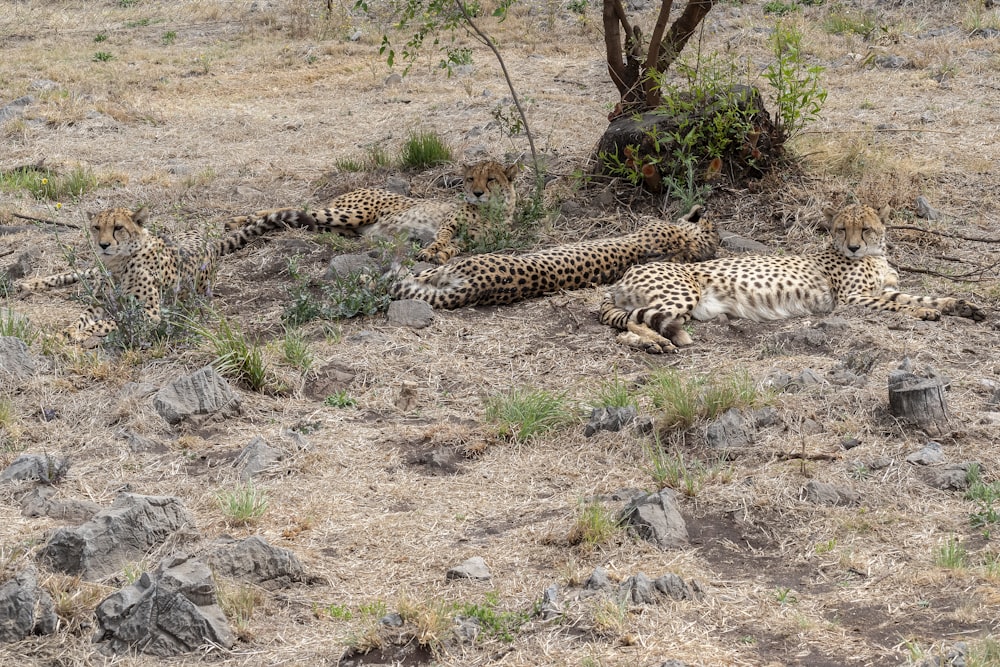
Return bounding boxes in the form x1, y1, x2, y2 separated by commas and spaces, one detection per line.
823, 203, 890, 259
87, 207, 152, 258
462, 160, 519, 206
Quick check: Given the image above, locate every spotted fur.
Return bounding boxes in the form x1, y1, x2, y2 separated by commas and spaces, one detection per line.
18, 206, 307, 343
226, 160, 519, 264
600, 203, 987, 353
390, 206, 719, 309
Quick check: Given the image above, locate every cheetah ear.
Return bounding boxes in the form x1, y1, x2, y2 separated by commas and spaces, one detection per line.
877, 205, 892, 223
504, 161, 522, 182
820, 205, 837, 230
87, 211, 97, 222
681, 205, 704, 223
132, 207, 150, 227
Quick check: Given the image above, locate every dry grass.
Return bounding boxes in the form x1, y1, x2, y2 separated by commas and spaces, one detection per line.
2, 0, 999, 665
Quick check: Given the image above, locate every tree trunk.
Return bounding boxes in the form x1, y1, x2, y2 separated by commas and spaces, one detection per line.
888, 369, 949, 432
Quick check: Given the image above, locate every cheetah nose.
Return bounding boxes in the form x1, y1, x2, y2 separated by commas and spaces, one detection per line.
847, 244, 861, 253
472, 190, 485, 197
99, 242, 111, 250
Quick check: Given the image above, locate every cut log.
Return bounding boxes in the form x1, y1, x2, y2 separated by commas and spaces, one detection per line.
888, 370, 948, 431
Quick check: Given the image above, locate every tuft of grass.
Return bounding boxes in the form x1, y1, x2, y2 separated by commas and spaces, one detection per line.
324, 390, 357, 408
764, 1, 799, 16
0, 165, 98, 201
281, 327, 313, 371
823, 9, 880, 38
283, 268, 396, 326
593, 373, 636, 409
484, 387, 575, 442
334, 156, 365, 173
399, 131, 452, 169
566, 499, 620, 548
218, 581, 262, 640
397, 596, 454, 651
454, 591, 531, 642
367, 144, 394, 169
0, 397, 24, 452
189, 315, 280, 393
217, 483, 269, 526
934, 537, 967, 570
591, 596, 628, 637
94, 33, 108, 43
0, 309, 38, 344
162, 30, 177, 45
645, 368, 760, 430
642, 436, 732, 496
968, 637, 1000, 667
93, 51, 114, 62
46, 574, 108, 634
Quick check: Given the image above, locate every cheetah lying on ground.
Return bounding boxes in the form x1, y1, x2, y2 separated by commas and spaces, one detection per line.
390, 206, 719, 309
600, 203, 987, 353
18, 206, 309, 344
227, 160, 519, 264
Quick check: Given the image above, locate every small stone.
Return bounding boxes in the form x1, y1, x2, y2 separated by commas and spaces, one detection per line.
380, 612, 404, 627
654, 573, 696, 600
386, 299, 434, 328
914, 196, 941, 220
719, 230, 770, 254
325, 253, 378, 280
802, 480, 859, 506
874, 54, 909, 69
619, 572, 656, 604
704, 408, 749, 449
446, 556, 491, 581
584, 406, 638, 437
538, 584, 561, 620
842, 438, 862, 450
349, 29, 362, 41
584, 566, 612, 590
620, 489, 688, 549
927, 463, 974, 491
233, 436, 284, 480
384, 73, 402, 87
906, 441, 944, 465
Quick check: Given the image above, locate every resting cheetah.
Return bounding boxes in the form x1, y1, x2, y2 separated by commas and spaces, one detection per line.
600, 203, 987, 353
227, 160, 519, 264
18, 206, 309, 343
389, 206, 719, 309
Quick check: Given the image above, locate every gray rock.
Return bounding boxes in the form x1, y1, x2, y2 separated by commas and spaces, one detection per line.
772, 328, 829, 352
654, 573, 696, 600
906, 441, 945, 465
0, 566, 57, 642
349, 29, 363, 41
29, 79, 59, 92
915, 196, 941, 220
620, 489, 688, 549
971, 27, 1000, 39
560, 200, 583, 218
815, 317, 850, 331
20, 486, 101, 523
383, 175, 410, 196
874, 54, 909, 69
153, 366, 240, 426
802, 480, 859, 506
539, 583, 561, 620
446, 556, 491, 581
584, 406, 638, 437
828, 367, 867, 387
453, 615, 480, 643
763, 369, 793, 391
304, 360, 356, 401
380, 612, 404, 627
384, 73, 402, 87
719, 230, 770, 254
752, 407, 780, 428
204, 536, 305, 590
233, 436, 283, 480
95, 554, 234, 656
0, 95, 33, 123
620, 572, 656, 604
386, 299, 434, 329
118, 428, 167, 454
928, 463, 974, 491
325, 253, 378, 280
4, 252, 34, 281
704, 408, 749, 449
659, 661, 690, 667
584, 566, 612, 591
0, 336, 39, 383
37, 493, 194, 580
0, 452, 69, 485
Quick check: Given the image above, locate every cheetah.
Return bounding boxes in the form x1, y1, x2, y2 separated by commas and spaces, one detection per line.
600, 203, 987, 353
389, 206, 719, 309
226, 160, 519, 264
17, 206, 310, 343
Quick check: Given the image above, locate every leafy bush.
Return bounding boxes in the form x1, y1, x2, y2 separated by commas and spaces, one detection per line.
764, 22, 828, 142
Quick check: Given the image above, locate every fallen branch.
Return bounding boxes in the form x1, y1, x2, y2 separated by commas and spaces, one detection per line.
776, 451, 842, 462
11, 212, 79, 229
895, 259, 999, 282
889, 224, 1000, 244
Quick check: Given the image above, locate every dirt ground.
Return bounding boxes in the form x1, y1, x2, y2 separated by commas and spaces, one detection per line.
1, 1, 999, 665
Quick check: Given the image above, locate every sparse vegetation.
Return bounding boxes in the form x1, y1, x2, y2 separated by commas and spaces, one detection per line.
0, 165, 98, 201
399, 131, 452, 169
567, 499, 620, 547
645, 367, 760, 430
642, 437, 732, 495
484, 387, 575, 442
0, 309, 37, 344
281, 327, 313, 371
934, 537, 967, 570
189, 315, 279, 393
218, 581, 262, 640
217, 483, 269, 526
324, 390, 357, 408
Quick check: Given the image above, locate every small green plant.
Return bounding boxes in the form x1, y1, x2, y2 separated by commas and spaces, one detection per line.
593, 373, 635, 409
324, 390, 357, 408
217, 483, 269, 526
317, 603, 353, 620
162, 30, 177, 45
823, 8, 880, 37
966, 464, 1000, 528
93, 51, 114, 62
0, 309, 37, 344
642, 438, 730, 496
218, 582, 261, 639
645, 368, 760, 429
283, 268, 396, 326
763, 22, 828, 143
0, 165, 98, 201
189, 315, 278, 393
764, 1, 799, 15
358, 600, 388, 618
491, 102, 525, 138
775, 587, 798, 604
366, 144, 393, 169
122, 562, 143, 584
94, 33, 108, 43
934, 537, 967, 570
455, 592, 532, 642
567, 0, 587, 14
567, 499, 620, 548
484, 387, 574, 442
400, 131, 452, 169
118, 0, 140, 6
0, 398, 23, 451
815, 538, 837, 554
281, 328, 313, 371
334, 156, 365, 173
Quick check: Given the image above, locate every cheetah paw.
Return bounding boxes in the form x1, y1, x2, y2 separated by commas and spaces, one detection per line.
915, 307, 942, 321
950, 299, 987, 322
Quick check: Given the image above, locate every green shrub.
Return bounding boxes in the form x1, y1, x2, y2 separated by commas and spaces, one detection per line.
645, 368, 760, 429
567, 499, 620, 547
400, 131, 452, 169
217, 483, 269, 526
763, 22, 828, 142
484, 387, 574, 442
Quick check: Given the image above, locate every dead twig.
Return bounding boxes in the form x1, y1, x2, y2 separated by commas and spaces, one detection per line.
895, 259, 1000, 282
888, 224, 1000, 244
11, 212, 79, 229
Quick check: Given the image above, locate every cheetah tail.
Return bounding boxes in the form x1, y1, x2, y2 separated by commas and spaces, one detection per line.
217, 209, 317, 255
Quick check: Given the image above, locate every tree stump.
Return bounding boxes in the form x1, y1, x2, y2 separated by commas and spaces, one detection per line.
888, 368, 949, 431
591, 84, 778, 192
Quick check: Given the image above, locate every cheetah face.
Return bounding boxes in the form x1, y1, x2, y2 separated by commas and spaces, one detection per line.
824, 203, 889, 259
87, 207, 151, 258
462, 160, 519, 206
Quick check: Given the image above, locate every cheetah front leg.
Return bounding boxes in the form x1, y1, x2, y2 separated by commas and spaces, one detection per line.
417, 224, 461, 264
844, 291, 986, 322
18, 267, 103, 292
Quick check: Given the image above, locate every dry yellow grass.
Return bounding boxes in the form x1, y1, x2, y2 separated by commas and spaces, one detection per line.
2, 0, 999, 665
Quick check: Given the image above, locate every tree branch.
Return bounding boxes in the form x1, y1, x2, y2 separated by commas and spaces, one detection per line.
643, 0, 673, 106
889, 224, 1000, 244
655, 0, 716, 74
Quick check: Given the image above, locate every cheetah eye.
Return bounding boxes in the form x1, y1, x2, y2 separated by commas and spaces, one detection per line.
487, 177, 496, 183
114, 225, 124, 232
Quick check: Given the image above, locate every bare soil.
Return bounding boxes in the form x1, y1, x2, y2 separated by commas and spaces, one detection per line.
2, 1, 999, 666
